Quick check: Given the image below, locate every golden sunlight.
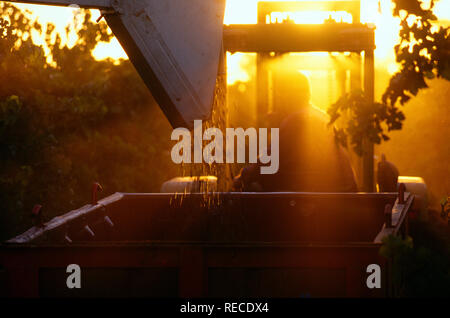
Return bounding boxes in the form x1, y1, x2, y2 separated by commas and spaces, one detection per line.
9, 0, 450, 77
11, 3, 127, 63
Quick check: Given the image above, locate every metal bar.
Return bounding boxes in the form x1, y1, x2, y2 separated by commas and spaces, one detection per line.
7, 0, 111, 9
392, 193, 414, 229
224, 24, 375, 53
256, 53, 270, 127
363, 48, 375, 192
1, 246, 180, 268
374, 193, 414, 243
1, 243, 384, 270
258, 1, 361, 23
205, 244, 382, 267
256, 2, 268, 128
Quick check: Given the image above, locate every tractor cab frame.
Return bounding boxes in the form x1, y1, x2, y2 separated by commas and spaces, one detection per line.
223, 1, 376, 191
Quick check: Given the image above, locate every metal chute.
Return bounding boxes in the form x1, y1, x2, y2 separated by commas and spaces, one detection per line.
9, 0, 227, 128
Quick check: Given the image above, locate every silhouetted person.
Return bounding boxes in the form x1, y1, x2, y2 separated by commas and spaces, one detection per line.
377, 154, 399, 192
233, 69, 357, 192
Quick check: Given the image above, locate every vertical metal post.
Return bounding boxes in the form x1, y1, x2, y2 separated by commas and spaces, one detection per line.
350, 4, 364, 189
350, 53, 364, 190
256, 7, 269, 128
221, 44, 233, 189
363, 49, 375, 192
350, 2, 362, 92
256, 54, 270, 127
338, 65, 347, 97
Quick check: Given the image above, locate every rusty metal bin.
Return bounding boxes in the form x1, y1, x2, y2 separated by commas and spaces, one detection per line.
1, 192, 412, 298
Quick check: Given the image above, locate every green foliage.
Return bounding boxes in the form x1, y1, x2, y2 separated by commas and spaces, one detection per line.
329, 0, 449, 155
383, 0, 450, 106
380, 220, 450, 297
327, 90, 404, 156
0, 4, 177, 240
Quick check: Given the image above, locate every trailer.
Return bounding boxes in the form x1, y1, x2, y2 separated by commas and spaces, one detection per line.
1, 190, 413, 297
0, 0, 420, 297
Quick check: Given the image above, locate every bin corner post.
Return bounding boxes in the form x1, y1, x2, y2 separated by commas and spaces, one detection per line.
256, 3, 269, 129
363, 48, 375, 192
345, 265, 362, 297
179, 247, 206, 298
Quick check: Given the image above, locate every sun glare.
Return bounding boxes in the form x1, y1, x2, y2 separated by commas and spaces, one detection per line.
10, 3, 127, 63
8, 0, 450, 78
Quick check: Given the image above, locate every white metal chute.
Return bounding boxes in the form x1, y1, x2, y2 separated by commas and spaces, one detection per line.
106, 0, 226, 129
6, 0, 227, 129
144, 0, 226, 128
